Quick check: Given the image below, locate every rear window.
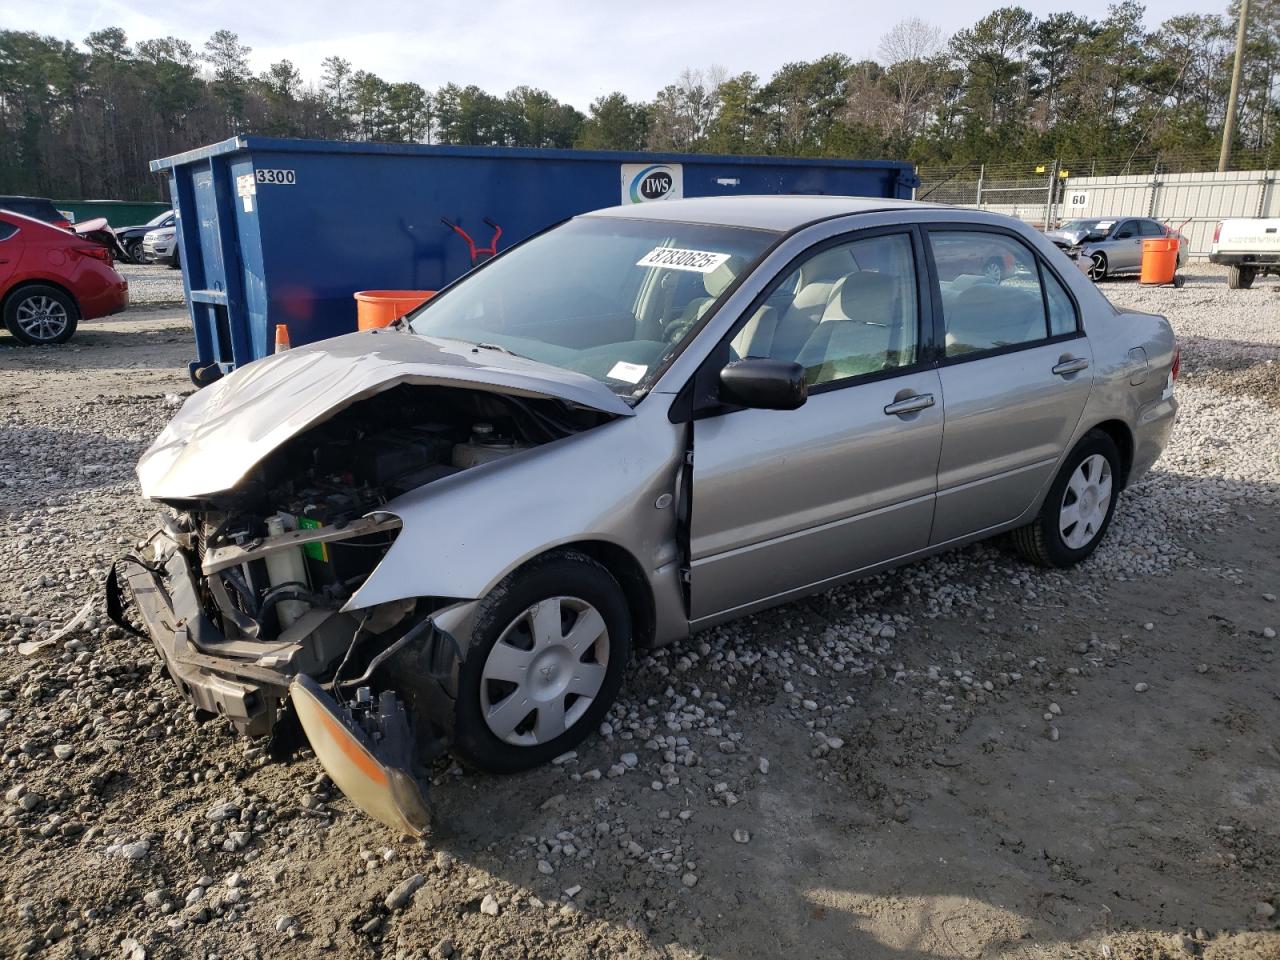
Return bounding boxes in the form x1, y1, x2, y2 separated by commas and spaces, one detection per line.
0, 222, 17, 241
0, 198, 61, 223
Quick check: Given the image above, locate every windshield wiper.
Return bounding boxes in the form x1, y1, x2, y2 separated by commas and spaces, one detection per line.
474, 342, 522, 357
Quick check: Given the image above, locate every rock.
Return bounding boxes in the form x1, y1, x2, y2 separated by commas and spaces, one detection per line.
205, 800, 239, 822
385, 873, 425, 911
274, 915, 297, 933
53, 743, 74, 760
758, 757, 770, 775
1168, 933, 1196, 955
537, 859, 554, 875
732, 829, 751, 844
121, 938, 147, 960
1134, 682, 1150, 693
620, 752, 639, 768
480, 894, 501, 916
435, 850, 455, 872
18, 792, 43, 812
564, 884, 582, 898
551, 750, 577, 765
431, 938, 455, 959
1255, 901, 1276, 919
682, 872, 698, 888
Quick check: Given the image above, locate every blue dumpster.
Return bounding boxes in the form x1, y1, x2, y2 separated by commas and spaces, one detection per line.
150, 136, 917, 383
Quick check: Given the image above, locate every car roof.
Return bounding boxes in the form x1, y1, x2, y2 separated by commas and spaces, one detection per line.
0, 209, 76, 238
583, 195, 946, 232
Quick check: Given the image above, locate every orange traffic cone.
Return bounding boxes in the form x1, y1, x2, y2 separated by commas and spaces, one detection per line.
274, 324, 291, 353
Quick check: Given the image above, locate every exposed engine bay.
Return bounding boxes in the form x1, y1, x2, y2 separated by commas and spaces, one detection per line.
161, 384, 604, 643
108, 382, 612, 835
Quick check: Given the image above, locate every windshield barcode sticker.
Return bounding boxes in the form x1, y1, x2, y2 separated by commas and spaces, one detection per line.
637, 247, 731, 274
607, 361, 648, 384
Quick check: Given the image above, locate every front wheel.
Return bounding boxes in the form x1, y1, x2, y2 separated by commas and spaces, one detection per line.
452, 551, 631, 774
1012, 430, 1121, 568
1087, 252, 1108, 282
125, 239, 146, 264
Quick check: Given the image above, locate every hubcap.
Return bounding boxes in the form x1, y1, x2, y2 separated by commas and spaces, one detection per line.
479, 596, 609, 746
14, 295, 69, 341
1088, 254, 1106, 280
1060, 454, 1113, 549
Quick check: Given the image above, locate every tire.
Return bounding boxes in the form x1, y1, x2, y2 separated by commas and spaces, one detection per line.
452, 550, 632, 774
1227, 265, 1255, 289
125, 239, 146, 264
3, 284, 80, 345
1087, 252, 1108, 282
1012, 430, 1122, 568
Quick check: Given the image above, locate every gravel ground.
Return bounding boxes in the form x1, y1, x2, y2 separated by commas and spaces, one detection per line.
116, 264, 185, 307
0, 265, 1278, 960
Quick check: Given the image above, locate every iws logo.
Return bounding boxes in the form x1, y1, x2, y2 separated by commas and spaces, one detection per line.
622, 163, 683, 203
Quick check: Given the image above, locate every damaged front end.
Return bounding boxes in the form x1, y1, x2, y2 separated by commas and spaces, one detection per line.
109, 365, 617, 835
107, 509, 456, 836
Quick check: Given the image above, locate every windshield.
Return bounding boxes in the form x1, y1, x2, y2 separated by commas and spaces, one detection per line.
408, 216, 777, 395
1059, 219, 1102, 232
147, 210, 173, 226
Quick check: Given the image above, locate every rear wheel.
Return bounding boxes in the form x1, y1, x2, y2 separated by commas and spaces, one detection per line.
3, 285, 80, 345
452, 551, 631, 774
1012, 430, 1121, 568
1227, 265, 1255, 289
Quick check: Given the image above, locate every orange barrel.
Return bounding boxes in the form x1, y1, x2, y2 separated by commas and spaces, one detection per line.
354, 290, 436, 330
1140, 238, 1178, 285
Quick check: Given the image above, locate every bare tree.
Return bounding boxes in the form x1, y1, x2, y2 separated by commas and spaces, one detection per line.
877, 18, 945, 144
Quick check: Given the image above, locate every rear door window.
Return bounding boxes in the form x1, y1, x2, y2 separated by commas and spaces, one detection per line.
928, 230, 1074, 357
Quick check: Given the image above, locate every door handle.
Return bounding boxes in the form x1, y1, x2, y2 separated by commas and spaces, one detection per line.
883, 393, 935, 416
1052, 357, 1090, 376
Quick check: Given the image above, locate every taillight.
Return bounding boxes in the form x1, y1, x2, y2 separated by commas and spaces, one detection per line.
1171, 344, 1181, 381
76, 245, 114, 267
1212, 222, 1222, 244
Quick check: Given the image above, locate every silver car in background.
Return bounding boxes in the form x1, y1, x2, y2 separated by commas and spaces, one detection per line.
1045, 217, 1186, 281
113, 197, 1179, 834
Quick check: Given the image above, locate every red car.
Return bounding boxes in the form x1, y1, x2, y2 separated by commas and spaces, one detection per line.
0, 211, 129, 345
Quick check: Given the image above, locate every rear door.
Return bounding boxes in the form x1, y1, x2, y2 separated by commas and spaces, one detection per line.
926, 227, 1093, 545
688, 228, 944, 622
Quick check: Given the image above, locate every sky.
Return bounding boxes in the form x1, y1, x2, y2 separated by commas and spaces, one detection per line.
3, 0, 1231, 110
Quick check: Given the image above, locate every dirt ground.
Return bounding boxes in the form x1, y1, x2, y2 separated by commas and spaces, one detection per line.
0, 265, 1277, 960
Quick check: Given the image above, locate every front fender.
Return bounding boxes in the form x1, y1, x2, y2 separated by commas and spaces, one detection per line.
344, 399, 684, 611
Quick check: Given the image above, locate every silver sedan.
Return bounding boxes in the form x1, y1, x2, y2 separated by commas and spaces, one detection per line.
114, 197, 1179, 834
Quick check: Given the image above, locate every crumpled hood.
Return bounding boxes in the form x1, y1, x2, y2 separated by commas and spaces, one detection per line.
137, 329, 633, 500
1044, 229, 1088, 247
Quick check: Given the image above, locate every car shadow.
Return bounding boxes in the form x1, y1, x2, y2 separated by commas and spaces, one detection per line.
377, 462, 1280, 960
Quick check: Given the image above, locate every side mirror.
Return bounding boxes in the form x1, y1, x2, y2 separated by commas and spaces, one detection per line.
719, 358, 807, 411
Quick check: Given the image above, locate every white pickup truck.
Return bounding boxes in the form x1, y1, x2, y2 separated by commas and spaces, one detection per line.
1208, 218, 1280, 288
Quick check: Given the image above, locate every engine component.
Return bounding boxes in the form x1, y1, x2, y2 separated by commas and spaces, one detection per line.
451, 421, 529, 468
264, 514, 311, 628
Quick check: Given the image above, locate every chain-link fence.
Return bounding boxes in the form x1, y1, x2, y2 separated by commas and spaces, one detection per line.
917, 149, 1280, 255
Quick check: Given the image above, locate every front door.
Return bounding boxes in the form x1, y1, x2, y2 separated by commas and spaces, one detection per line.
925, 227, 1094, 545
1107, 219, 1144, 271
688, 229, 944, 622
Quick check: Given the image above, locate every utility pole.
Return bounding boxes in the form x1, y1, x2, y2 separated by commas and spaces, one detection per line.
1220, 0, 1251, 172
